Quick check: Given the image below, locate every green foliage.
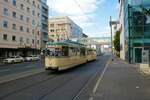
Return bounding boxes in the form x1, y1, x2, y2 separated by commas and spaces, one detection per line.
113, 30, 120, 52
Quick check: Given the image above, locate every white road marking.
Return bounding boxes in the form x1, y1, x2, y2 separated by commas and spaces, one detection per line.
0, 69, 10, 72
88, 58, 111, 100
93, 59, 110, 94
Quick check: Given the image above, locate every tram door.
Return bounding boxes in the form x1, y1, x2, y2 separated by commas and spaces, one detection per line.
134, 48, 142, 63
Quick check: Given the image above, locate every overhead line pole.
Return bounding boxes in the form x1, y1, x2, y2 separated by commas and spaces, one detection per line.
109, 16, 113, 57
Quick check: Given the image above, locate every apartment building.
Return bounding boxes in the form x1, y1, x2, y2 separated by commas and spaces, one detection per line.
48, 16, 83, 42
119, 0, 150, 64
40, 0, 48, 50
0, 0, 41, 59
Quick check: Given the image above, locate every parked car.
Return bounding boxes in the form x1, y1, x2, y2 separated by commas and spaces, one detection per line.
32, 55, 40, 61
3, 56, 24, 64
24, 55, 40, 61
24, 56, 34, 61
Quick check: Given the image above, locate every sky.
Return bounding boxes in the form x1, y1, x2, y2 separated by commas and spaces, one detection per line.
47, 0, 119, 37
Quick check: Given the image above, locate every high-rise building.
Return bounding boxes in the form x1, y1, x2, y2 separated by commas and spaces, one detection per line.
48, 16, 83, 42
40, 0, 49, 50
119, 0, 150, 63
0, 0, 42, 60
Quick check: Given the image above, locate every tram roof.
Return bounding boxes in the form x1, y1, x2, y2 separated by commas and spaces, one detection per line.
46, 40, 86, 47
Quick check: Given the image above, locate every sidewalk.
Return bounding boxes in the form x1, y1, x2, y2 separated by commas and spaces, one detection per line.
93, 58, 150, 100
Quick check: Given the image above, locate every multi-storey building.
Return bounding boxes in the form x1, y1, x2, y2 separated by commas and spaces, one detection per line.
119, 0, 150, 63
48, 16, 83, 41
40, 0, 48, 50
0, 0, 42, 60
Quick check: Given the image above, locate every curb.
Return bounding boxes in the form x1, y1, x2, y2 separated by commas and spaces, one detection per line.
0, 68, 45, 84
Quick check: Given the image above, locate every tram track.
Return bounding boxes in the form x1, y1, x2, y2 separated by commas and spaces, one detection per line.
37, 74, 79, 100
0, 55, 110, 100
37, 56, 109, 100
72, 56, 110, 100
0, 72, 58, 100
0, 69, 84, 100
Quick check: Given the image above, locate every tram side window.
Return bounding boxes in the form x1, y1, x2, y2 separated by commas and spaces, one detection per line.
46, 50, 54, 56
62, 46, 69, 56
80, 48, 86, 56
69, 47, 78, 56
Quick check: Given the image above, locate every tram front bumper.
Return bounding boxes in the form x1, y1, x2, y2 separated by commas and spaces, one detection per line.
45, 66, 58, 71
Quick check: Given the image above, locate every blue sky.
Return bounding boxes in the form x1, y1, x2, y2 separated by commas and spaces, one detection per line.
47, 0, 119, 37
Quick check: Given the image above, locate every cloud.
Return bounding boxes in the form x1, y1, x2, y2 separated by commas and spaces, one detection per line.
48, 0, 103, 15
47, 0, 107, 37
48, 0, 105, 26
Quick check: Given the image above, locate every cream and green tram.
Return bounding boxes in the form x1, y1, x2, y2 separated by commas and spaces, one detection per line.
45, 41, 96, 71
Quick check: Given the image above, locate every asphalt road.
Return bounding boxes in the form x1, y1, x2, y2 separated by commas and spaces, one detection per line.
0, 55, 110, 100
0, 60, 44, 77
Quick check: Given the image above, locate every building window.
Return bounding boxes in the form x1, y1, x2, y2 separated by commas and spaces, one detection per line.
20, 26, 23, 31
20, 37, 23, 43
56, 29, 60, 32
3, 8, 8, 16
4, 0, 8, 2
32, 10, 35, 16
12, 24, 16, 30
37, 31, 40, 36
3, 21, 8, 28
26, 38, 29, 44
32, 39, 34, 44
32, 20, 35, 25
27, 0, 30, 3
32, 1, 35, 6
27, 7, 30, 12
20, 4, 24, 10
32, 29, 34, 34
12, 12, 16, 18
3, 34, 8, 40
50, 24, 54, 27
20, 15, 23, 20
27, 28, 29, 33
12, 36, 16, 41
37, 13, 40, 17
50, 29, 54, 32
12, 0, 16, 6
37, 40, 39, 44
26, 17, 29, 22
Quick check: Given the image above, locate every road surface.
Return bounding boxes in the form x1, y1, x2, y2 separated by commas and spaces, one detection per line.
0, 55, 110, 100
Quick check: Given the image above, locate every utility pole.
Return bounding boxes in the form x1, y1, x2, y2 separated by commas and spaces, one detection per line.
109, 16, 113, 56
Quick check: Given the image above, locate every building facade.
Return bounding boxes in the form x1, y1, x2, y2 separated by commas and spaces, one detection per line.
119, 0, 150, 63
48, 16, 83, 41
40, 0, 48, 50
0, 0, 42, 60
119, 0, 125, 60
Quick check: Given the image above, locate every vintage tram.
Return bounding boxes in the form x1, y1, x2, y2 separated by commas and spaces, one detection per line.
45, 40, 96, 71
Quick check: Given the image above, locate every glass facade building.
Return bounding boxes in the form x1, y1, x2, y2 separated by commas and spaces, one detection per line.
123, 0, 150, 63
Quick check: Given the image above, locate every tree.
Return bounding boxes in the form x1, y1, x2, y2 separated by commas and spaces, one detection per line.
113, 30, 121, 56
